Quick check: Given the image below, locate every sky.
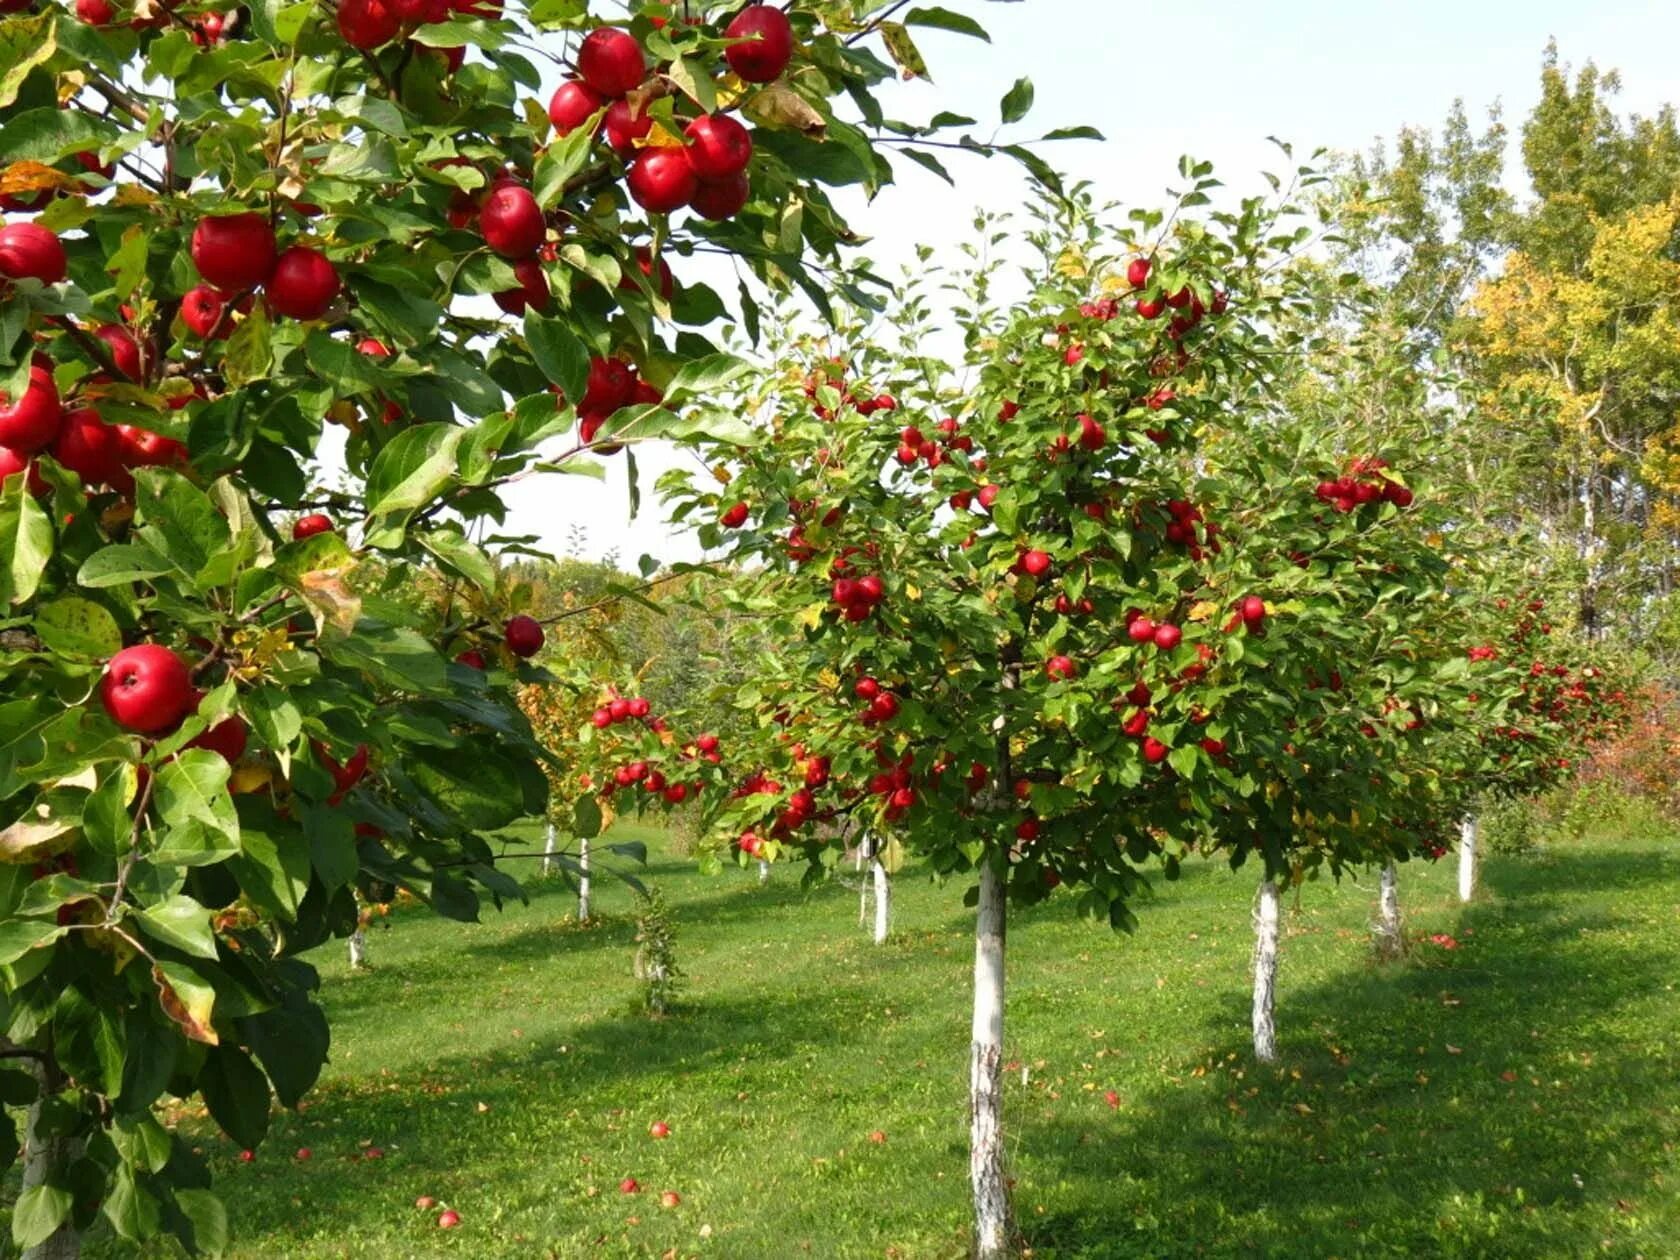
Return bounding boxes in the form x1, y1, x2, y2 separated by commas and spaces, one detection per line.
495, 0, 1680, 568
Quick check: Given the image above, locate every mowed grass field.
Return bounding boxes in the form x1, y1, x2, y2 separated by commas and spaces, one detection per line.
90, 823, 1680, 1260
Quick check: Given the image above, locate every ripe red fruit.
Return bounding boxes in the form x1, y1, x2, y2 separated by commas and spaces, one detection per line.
720, 501, 749, 528
1127, 257, 1151, 288
479, 185, 545, 259
437, 1209, 461, 1229
51, 408, 124, 490
604, 98, 654, 157
239, 1150, 255, 1163
415, 1195, 436, 1210
854, 677, 880, 701
1046, 655, 1077, 681
189, 714, 250, 764
337, 0, 397, 47
267, 246, 339, 320
658, 1191, 681, 1209
977, 484, 1000, 511
724, 5, 793, 82
1015, 818, 1039, 842
577, 26, 645, 97
293, 513, 332, 540
190, 214, 277, 292
0, 221, 68, 284
855, 574, 884, 604
114, 425, 185, 468
1019, 550, 1052, 578
1166, 286, 1192, 309
1076, 413, 1106, 451
696, 732, 719, 753
102, 644, 193, 733
1141, 738, 1169, 764
1239, 595, 1265, 626
0, 363, 61, 453
492, 257, 550, 315
1136, 297, 1163, 320
582, 357, 634, 414
648, 1121, 670, 1139
627, 148, 698, 214
96, 324, 142, 381
619, 1178, 639, 1193
181, 285, 227, 338
0, 447, 46, 497
690, 172, 751, 221
455, 649, 486, 669
504, 614, 544, 658
75, 0, 112, 22
548, 80, 604, 136
1152, 623, 1182, 651
685, 114, 753, 179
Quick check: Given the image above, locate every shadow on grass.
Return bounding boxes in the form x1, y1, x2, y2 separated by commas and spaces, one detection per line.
1015, 843, 1680, 1259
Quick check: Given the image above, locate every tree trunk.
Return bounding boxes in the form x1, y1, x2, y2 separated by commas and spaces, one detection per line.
1374, 861, 1402, 960
22, 1062, 80, 1260
969, 859, 1016, 1259
872, 855, 891, 945
542, 821, 558, 878
1458, 815, 1478, 903
1252, 876, 1280, 1065
578, 834, 591, 923
859, 833, 872, 927
757, 858, 770, 885
347, 928, 367, 970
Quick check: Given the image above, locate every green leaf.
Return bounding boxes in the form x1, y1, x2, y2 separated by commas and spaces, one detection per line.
1042, 125, 1104, 141
135, 894, 220, 959
904, 6, 990, 40
419, 529, 495, 590
878, 22, 928, 79
0, 918, 64, 966
152, 751, 239, 841
522, 312, 590, 403
110, 1113, 172, 1173
12, 1181, 72, 1251
408, 743, 525, 830
321, 618, 448, 695
363, 423, 464, 524
133, 468, 233, 591
0, 12, 57, 111
302, 804, 357, 891
532, 121, 597, 209
666, 55, 716, 113
33, 595, 121, 658
243, 686, 301, 752
1000, 76, 1035, 124
102, 1162, 163, 1242
199, 1045, 270, 1149
175, 1189, 229, 1257
227, 819, 310, 922
0, 472, 51, 606
572, 794, 601, 840
82, 763, 135, 856
242, 1000, 328, 1109
663, 352, 751, 400
76, 541, 171, 588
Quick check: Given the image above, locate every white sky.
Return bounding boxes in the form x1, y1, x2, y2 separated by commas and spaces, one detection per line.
494, 0, 1680, 566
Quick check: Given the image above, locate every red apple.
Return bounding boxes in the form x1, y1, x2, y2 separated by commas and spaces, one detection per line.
437, 1209, 461, 1229
266, 246, 340, 321
576, 26, 645, 98
492, 257, 550, 315
415, 1195, 436, 1210
455, 649, 486, 669
479, 184, 545, 258
720, 501, 749, 528
1126, 616, 1155, 643
75, 0, 112, 23
0, 363, 61, 453
293, 513, 333, 540
684, 114, 753, 179
337, 0, 397, 48
0, 446, 46, 496
1136, 297, 1163, 320
658, 1191, 680, 1209
114, 425, 186, 468
51, 408, 126, 490
648, 1121, 670, 1139
1045, 655, 1076, 681
1142, 737, 1169, 764
1018, 550, 1052, 578
724, 5, 792, 82
189, 714, 250, 764
1076, 413, 1106, 451
96, 324, 142, 381
1127, 257, 1150, 288
690, 173, 750, 221
181, 285, 228, 338
627, 148, 697, 214
604, 98, 653, 157
619, 1177, 639, 1193
548, 80, 604, 135
190, 213, 277, 292
101, 644, 194, 733
239, 1149, 255, 1163
0, 221, 67, 284
1152, 623, 1182, 651
1239, 595, 1265, 627
504, 614, 544, 658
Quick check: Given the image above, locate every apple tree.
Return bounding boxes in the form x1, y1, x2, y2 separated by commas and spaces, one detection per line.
0, 0, 1056, 1252
657, 165, 1478, 1256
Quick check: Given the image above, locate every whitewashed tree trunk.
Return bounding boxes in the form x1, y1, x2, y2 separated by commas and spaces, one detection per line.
578, 834, 591, 923
542, 820, 558, 877
347, 929, 367, 970
858, 834, 872, 927
1374, 861, 1402, 959
969, 860, 1015, 1259
1252, 876, 1280, 1065
22, 1065, 80, 1260
757, 858, 770, 885
872, 856, 891, 944
1458, 815, 1478, 903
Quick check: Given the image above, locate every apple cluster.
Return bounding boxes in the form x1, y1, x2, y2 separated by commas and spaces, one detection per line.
1313, 456, 1415, 513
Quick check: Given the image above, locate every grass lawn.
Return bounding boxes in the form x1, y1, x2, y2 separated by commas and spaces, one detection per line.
85, 822, 1680, 1259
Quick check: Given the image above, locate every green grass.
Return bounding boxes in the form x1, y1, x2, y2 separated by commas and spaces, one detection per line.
95, 823, 1680, 1259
